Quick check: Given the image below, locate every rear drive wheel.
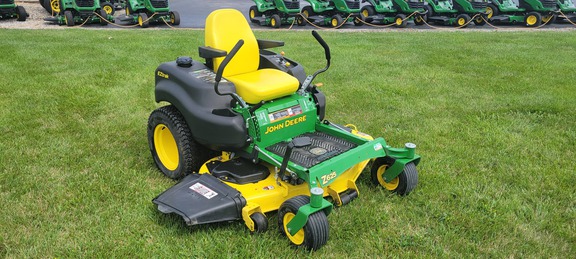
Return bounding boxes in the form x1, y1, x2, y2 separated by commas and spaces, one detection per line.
486, 4, 497, 19
301, 6, 314, 18
270, 14, 281, 28
394, 14, 407, 28
424, 4, 434, 18
50, 0, 60, 14
16, 6, 27, 21
64, 10, 74, 26
249, 5, 260, 22
101, 2, 114, 15
278, 196, 329, 251
148, 105, 209, 180
360, 5, 374, 19
250, 212, 268, 233
170, 11, 180, 25
473, 14, 486, 26
371, 159, 418, 196
138, 12, 149, 28
330, 14, 343, 28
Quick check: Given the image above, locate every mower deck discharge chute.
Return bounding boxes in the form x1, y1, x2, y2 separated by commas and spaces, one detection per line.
149, 9, 421, 250
0, 0, 28, 21
249, 0, 305, 28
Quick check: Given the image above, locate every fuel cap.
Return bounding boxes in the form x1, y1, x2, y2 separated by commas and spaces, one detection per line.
176, 56, 193, 67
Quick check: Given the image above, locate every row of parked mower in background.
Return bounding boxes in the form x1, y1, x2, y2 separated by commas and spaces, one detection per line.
0, 0, 179, 27
249, 0, 576, 28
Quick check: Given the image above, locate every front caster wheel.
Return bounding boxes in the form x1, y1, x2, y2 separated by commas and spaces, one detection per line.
371, 159, 418, 196
250, 212, 268, 233
278, 196, 329, 251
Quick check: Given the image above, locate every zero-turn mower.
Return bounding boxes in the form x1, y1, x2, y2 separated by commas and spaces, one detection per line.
360, 0, 427, 28
424, 0, 488, 27
122, 0, 179, 28
0, 0, 28, 21
486, 0, 558, 27
148, 8, 421, 250
249, 0, 305, 28
301, 0, 364, 28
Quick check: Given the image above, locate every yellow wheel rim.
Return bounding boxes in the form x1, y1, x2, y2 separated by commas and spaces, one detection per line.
331, 18, 338, 27
416, 16, 422, 22
362, 9, 369, 17
458, 18, 465, 26
486, 7, 493, 19
283, 212, 305, 245
103, 5, 113, 15
527, 15, 537, 25
542, 15, 552, 23
125, 7, 130, 15
50, 0, 60, 13
170, 14, 175, 24
154, 124, 179, 171
250, 10, 255, 19
377, 165, 399, 191
395, 18, 402, 26
271, 18, 276, 27
303, 10, 309, 18
138, 16, 143, 26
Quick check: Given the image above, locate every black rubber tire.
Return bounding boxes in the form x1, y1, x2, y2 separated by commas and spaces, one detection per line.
301, 6, 314, 18
542, 13, 556, 24
249, 5, 260, 22
99, 9, 108, 25
296, 15, 306, 26
270, 14, 281, 28
394, 13, 407, 28
138, 12, 149, 28
455, 13, 470, 27
524, 12, 542, 27
371, 159, 418, 196
147, 105, 210, 180
414, 14, 425, 25
353, 15, 364, 26
473, 14, 486, 26
101, 2, 114, 15
486, 4, 498, 19
330, 14, 343, 28
424, 4, 434, 19
278, 196, 329, 251
16, 6, 27, 21
40, 0, 46, 8
170, 11, 180, 25
64, 10, 74, 26
250, 212, 268, 233
360, 5, 374, 18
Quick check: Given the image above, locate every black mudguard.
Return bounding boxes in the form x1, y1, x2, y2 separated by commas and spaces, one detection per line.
153, 173, 246, 226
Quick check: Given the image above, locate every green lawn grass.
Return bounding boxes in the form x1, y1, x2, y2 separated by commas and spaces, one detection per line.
1, 28, 575, 257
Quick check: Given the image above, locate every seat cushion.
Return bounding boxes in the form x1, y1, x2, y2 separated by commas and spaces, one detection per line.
226, 69, 300, 104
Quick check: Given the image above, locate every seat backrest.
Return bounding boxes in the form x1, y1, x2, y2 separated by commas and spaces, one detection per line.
205, 9, 260, 77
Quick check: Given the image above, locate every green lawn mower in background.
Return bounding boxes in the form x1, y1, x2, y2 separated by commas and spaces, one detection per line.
424, 0, 487, 27
123, 0, 180, 28
301, 0, 364, 28
486, 0, 558, 27
249, 0, 305, 28
360, 0, 427, 28
149, 8, 421, 250
0, 0, 28, 21
44, 0, 115, 26
41, 0, 115, 15
556, 0, 576, 22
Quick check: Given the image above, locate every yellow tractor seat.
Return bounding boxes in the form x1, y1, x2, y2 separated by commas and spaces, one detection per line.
205, 9, 299, 104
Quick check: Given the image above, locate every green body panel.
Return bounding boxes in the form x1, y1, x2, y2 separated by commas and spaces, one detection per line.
491, 0, 556, 12
305, 0, 336, 12
253, 0, 301, 13
493, 0, 525, 11
61, 0, 101, 12
369, 0, 397, 13
0, 3, 16, 9
453, 0, 488, 13
394, 0, 426, 12
558, 0, 576, 11
427, 0, 459, 13
333, 0, 361, 12
127, 0, 170, 13
251, 93, 317, 147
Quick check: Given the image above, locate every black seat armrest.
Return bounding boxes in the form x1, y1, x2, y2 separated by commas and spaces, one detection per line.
257, 39, 284, 49
199, 46, 227, 59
